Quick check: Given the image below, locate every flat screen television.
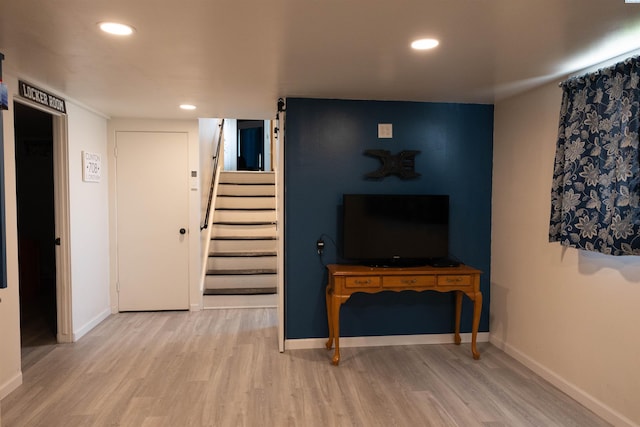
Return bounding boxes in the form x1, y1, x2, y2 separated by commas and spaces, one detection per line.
342, 194, 449, 267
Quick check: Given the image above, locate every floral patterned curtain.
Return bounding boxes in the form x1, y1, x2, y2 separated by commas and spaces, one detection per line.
549, 56, 640, 255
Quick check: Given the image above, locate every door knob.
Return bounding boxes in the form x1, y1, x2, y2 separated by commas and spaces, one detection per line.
179, 228, 187, 235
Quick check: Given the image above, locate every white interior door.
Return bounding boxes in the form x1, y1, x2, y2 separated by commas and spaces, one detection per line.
116, 131, 190, 311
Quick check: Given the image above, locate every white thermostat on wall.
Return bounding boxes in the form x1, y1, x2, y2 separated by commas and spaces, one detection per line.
82, 151, 102, 182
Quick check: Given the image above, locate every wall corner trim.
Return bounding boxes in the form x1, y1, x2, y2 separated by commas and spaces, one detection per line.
0, 371, 22, 400
72, 308, 111, 342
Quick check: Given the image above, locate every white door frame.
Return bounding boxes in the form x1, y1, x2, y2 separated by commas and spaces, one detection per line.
52, 112, 73, 343
14, 98, 73, 343
275, 112, 285, 352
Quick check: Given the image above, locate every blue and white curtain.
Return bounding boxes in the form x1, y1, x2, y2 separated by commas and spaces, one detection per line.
550, 56, 640, 255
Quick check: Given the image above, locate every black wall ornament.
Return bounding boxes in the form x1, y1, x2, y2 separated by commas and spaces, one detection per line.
364, 149, 421, 180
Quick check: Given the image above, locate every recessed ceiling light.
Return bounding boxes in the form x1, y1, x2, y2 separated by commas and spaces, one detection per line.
98, 22, 135, 36
411, 38, 439, 50
180, 104, 197, 110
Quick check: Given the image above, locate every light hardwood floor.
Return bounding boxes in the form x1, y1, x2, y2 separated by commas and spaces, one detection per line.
1, 308, 610, 427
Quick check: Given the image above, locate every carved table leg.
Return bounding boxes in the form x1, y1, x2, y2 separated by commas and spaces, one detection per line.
471, 291, 483, 360
454, 291, 462, 345
330, 295, 342, 365
325, 285, 334, 350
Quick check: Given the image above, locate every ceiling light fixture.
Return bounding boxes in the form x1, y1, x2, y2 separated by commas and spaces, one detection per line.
179, 104, 197, 110
411, 38, 439, 50
98, 22, 135, 36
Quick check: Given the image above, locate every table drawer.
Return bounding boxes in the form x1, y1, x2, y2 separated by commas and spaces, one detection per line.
437, 275, 472, 286
345, 276, 381, 288
383, 275, 436, 288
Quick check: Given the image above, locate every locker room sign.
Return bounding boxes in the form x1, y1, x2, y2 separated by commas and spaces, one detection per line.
18, 80, 66, 114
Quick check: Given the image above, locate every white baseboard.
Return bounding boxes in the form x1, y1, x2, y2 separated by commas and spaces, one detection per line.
72, 308, 111, 342
285, 332, 489, 350
0, 371, 22, 400
489, 335, 638, 427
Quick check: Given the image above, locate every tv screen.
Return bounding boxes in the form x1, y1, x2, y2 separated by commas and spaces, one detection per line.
342, 194, 449, 266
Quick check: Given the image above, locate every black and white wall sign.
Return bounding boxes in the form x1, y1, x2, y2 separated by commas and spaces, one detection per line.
82, 151, 102, 182
18, 80, 66, 113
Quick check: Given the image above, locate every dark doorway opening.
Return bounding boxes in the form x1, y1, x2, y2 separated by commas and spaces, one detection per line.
237, 120, 264, 171
14, 102, 57, 369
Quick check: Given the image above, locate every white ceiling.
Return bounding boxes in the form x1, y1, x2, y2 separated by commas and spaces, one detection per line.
1, 0, 640, 120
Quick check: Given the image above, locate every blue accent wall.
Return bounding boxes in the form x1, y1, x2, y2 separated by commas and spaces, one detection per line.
284, 98, 493, 339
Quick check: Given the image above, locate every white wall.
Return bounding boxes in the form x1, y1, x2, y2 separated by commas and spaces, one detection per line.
66, 102, 111, 339
491, 81, 640, 426
199, 118, 219, 217
199, 118, 220, 265
223, 119, 237, 171
107, 118, 201, 311
0, 72, 23, 400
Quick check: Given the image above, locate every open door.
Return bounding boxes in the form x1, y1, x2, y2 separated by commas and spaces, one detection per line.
13, 99, 72, 349
14, 102, 57, 352
237, 120, 264, 171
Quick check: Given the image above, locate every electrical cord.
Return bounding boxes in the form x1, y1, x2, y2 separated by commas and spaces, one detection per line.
316, 233, 337, 268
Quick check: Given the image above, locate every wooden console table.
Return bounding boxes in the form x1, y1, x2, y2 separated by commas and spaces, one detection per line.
325, 263, 482, 365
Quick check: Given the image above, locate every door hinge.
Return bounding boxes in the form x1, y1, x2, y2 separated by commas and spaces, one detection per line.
116, 281, 120, 292
114, 146, 118, 157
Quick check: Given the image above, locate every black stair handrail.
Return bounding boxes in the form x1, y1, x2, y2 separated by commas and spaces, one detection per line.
201, 119, 225, 230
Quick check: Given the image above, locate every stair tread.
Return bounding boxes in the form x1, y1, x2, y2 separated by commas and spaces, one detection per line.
209, 251, 277, 257
213, 221, 277, 225
212, 236, 277, 240
215, 208, 275, 211
204, 287, 277, 295
218, 182, 275, 185
215, 208, 276, 211
207, 268, 277, 275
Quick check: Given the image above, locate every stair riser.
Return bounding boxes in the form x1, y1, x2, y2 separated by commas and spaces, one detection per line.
203, 294, 277, 308
219, 171, 275, 184
204, 274, 277, 290
209, 239, 277, 253
218, 184, 275, 197
211, 224, 277, 238
215, 197, 275, 210
207, 256, 277, 271
213, 210, 276, 224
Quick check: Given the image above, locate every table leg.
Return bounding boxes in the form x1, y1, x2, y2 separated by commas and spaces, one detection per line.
454, 291, 462, 345
331, 295, 342, 365
471, 291, 483, 360
325, 285, 334, 350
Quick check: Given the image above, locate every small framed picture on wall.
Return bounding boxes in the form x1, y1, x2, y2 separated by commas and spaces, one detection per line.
82, 151, 102, 182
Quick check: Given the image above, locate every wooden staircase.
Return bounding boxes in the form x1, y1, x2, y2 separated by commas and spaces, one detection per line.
204, 171, 277, 298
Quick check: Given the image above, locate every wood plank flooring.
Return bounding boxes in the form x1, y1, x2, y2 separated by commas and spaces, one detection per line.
19, 307, 58, 373
1, 309, 610, 427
